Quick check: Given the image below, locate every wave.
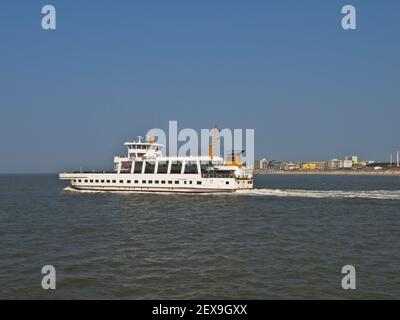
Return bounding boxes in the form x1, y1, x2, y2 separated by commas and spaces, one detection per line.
64, 187, 105, 194
236, 189, 400, 200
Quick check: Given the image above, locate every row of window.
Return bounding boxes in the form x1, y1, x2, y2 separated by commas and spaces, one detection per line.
127, 145, 151, 150
119, 161, 200, 174
72, 179, 207, 185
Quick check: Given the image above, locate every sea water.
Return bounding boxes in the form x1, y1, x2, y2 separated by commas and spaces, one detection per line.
0, 174, 399, 299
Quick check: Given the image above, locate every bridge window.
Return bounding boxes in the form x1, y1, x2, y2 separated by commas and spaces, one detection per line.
157, 161, 168, 174
134, 162, 143, 174
120, 162, 132, 172
170, 161, 183, 174
184, 161, 198, 174
145, 161, 156, 174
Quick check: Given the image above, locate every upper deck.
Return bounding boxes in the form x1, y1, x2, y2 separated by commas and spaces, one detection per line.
61, 135, 252, 180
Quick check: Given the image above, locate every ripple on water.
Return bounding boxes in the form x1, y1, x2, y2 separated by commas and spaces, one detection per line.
1, 174, 400, 299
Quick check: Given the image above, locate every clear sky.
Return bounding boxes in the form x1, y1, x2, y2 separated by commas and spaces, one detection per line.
0, 0, 399, 173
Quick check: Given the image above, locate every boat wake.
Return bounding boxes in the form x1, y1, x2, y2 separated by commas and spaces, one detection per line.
64, 187, 400, 200
63, 187, 231, 196
64, 187, 103, 194
236, 189, 400, 200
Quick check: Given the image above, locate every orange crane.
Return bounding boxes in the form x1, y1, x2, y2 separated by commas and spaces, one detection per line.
209, 126, 219, 160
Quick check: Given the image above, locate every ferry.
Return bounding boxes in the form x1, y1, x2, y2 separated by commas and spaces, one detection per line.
59, 134, 253, 193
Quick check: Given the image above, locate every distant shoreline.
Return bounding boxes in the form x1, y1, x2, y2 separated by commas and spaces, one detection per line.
254, 170, 400, 176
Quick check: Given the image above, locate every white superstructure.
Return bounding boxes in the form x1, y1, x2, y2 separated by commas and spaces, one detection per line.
59, 136, 253, 193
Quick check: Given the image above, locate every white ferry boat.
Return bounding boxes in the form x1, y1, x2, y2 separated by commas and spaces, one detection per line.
59, 136, 253, 193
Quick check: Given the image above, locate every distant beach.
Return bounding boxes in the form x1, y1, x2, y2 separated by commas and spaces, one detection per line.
254, 170, 400, 176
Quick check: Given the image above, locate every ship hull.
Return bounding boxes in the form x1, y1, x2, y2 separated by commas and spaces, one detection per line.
68, 185, 237, 193
59, 172, 253, 193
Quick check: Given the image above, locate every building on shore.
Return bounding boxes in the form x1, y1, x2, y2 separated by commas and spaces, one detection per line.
328, 158, 355, 169
328, 158, 341, 169
302, 162, 317, 170
254, 158, 269, 169
345, 155, 358, 163
254, 154, 380, 172
343, 160, 353, 168
301, 162, 328, 170
284, 162, 301, 170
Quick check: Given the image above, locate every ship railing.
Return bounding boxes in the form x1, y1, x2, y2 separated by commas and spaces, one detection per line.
236, 174, 252, 180
201, 173, 236, 178
72, 171, 116, 174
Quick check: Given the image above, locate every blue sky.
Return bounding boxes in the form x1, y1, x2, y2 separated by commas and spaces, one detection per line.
0, 0, 399, 173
